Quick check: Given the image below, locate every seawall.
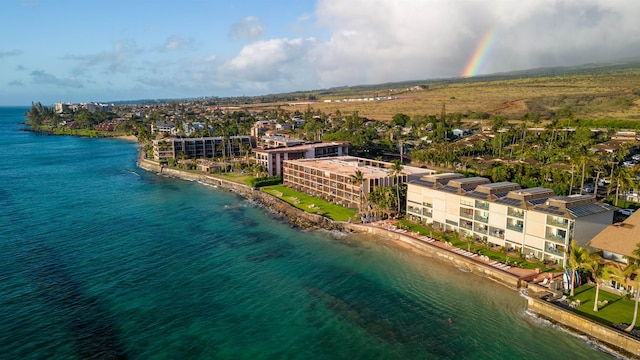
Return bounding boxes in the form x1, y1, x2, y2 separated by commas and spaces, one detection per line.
347, 223, 524, 288
138, 156, 345, 231
137, 156, 637, 357
527, 296, 640, 358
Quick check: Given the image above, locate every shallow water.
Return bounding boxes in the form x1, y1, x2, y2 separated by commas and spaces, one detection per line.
0, 107, 617, 359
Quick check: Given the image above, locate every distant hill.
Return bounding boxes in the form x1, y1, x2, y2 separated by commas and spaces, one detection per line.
109, 58, 640, 122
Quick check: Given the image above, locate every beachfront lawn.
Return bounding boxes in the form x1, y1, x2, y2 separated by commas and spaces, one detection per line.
570, 285, 638, 329
398, 220, 550, 271
262, 185, 357, 222
214, 171, 254, 186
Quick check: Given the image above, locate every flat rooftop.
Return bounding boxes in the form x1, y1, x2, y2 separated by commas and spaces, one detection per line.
285, 156, 433, 178
254, 142, 349, 154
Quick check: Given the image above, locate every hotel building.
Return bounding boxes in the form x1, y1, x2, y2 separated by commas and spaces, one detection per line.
254, 142, 350, 176
152, 136, 253, 161
407, 173, 615, 267
283, 156, 434, 208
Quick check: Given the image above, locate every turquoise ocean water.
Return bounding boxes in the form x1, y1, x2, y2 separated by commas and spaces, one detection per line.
0, 107, 618, 359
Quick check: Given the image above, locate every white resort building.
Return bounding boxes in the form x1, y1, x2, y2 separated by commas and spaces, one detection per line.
254, 142, 350, 176
406, 173, 615, 267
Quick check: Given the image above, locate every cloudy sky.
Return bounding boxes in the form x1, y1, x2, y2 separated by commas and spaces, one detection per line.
2, 0, 640, 106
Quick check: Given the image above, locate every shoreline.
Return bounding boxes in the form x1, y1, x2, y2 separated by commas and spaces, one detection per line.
136, 153, 639, 359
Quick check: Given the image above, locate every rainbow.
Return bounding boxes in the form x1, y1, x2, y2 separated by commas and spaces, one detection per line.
461, 25, 499, 78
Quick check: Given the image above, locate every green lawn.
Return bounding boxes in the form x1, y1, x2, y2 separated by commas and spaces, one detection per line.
397, 220, 551, 271
214, 171, 254, 186
262, 184, 357, 222
570, 285, 638, 328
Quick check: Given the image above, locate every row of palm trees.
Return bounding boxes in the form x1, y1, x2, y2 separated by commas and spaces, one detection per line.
568, 241, 640, 333
349, 160, 405, 220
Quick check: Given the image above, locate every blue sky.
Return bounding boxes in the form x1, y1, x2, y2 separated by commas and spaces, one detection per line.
2, 0, 640, 106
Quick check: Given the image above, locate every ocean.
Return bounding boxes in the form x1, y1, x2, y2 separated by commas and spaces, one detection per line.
0, 106, 617, 359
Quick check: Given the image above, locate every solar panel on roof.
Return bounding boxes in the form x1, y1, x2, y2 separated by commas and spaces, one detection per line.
496, 197, 522, 206
528, 198, 548, 205
466, 191, 489, 200
537, 207, 565, 216
440, 185, 458, 193
568, 203, 607, 217
494, 192, 509, 198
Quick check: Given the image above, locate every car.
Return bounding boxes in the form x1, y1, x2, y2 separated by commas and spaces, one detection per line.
619, 209, 635, 216
582, 185, 594, 193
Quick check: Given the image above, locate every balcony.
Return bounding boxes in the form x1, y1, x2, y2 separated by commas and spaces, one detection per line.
506, 223, 523, 233
546, 233, 566, 243
475, 200, 490, 210
460, 221, 473, 230
474, 225, 488, 234
460, 200, 474, 207
489, 228, 505, 239
459, 211, 474, 220
474, 215, 489, 223
546, 247, 565, 256
507, 209, 524, 218
546, 218, 569, 228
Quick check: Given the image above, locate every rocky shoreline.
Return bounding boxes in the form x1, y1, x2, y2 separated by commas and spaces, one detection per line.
136, 153, 639, 359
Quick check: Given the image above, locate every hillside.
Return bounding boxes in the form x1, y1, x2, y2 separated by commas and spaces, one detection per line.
239, 63, 640, 122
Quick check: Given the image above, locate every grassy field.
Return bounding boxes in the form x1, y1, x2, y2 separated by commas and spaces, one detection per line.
262, 184, 357, 222
570, 285, 638, 329
242, 69, 640, 122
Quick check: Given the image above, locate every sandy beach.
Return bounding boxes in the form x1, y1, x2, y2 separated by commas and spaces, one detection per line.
115, 135, 138, 142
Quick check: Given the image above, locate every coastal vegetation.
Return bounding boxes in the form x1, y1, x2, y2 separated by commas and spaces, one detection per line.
263, 185, 357, 222
24, 63, 640, 342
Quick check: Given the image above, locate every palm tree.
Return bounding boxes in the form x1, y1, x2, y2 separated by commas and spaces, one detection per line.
582, 254, 605, 312
388, 160, 404, 217
624, 246, 640, 332
350, 169, 365, 216
614, 167, 635, 206
568, 241, 589, 297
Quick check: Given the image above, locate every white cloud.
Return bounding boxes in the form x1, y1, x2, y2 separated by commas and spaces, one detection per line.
159, 35, 196, 52
64, 40, 142, 75
0, 49, 23, 59
223, 38, 318, 83
307, 0, 640, 85
30, 70, 83, 88
229, 16, 265, 41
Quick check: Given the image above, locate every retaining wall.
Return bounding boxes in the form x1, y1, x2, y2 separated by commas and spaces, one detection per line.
346, 224, 523, 289
139, 156, 637, 357
527, 296, 640, 358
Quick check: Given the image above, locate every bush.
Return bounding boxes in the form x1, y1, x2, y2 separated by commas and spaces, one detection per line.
249, 176, 282, 188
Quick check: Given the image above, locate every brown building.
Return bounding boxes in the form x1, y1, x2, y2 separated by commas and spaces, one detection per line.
283, 156, 434, 208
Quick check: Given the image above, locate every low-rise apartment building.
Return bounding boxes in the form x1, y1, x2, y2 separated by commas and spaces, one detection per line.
152, 136, 254, 161
407, 173, 615, 267
254, 142, 350, 176
283, 156, 434, 208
